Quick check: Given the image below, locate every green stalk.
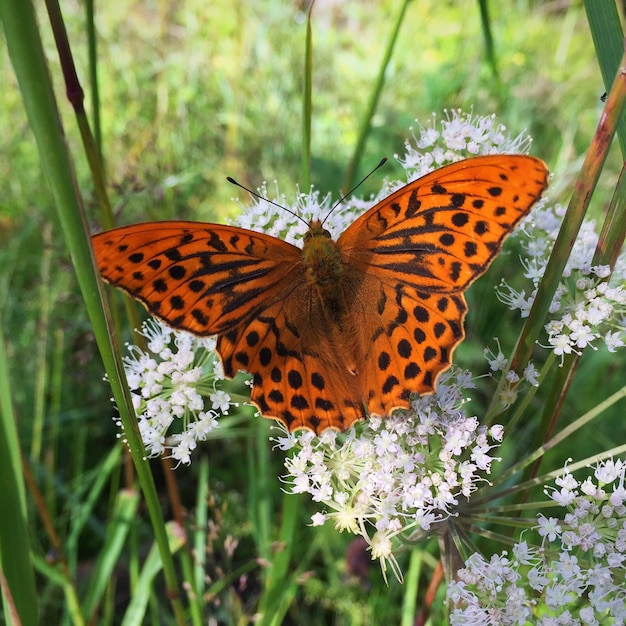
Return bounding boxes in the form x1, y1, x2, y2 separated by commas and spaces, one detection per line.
300, 1, 313, 189
520, 354, 579, 488
0, 1, 186, 623
593, 162, 626, 269
85, 0, 102, 165
45, 0, 114, 230
0, 329, 38, 625
477, 0, 500, 84
342, 0, 412, 192
192, 456, 210, 614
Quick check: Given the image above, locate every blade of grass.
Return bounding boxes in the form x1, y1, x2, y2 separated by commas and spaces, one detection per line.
584, 0, 626, 156
83, 489, 141, 620
21, 453, 85, 624
30, 222, 53, 462
401, 549, 423, 626
0, 329, 39, 625
248, 419, 272, 563
120, 522, 186, 626
85, 0, 102, 165
300, 1, 313, 189
32, 556, 85, 626
477, 0, 500, 84
256, 491, 302, 625
66, 443, 125, 555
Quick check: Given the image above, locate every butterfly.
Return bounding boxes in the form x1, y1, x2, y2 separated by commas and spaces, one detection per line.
92, 155, 549, 433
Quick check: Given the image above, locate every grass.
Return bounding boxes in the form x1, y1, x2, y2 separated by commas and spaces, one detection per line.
1, 0, 624, 624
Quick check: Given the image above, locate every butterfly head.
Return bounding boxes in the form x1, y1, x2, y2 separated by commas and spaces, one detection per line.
304, 219, 333, 243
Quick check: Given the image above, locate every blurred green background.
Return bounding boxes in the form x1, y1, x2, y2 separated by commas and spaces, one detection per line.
1, 1, 624, 623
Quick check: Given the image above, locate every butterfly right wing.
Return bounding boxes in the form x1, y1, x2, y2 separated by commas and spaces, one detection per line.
335, 155, 549, 419
92, 221, 303, 336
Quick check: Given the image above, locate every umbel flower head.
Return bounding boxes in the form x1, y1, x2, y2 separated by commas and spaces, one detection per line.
447, 459, 626, 624
497, 203, 626, 358
275, 367, 504, 581
116, 319, 235, 465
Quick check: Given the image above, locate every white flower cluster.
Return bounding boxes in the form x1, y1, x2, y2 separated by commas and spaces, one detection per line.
498, 203, 626, 359
233, 184, 360, 245
119, 319, 234, 464
233, 110, 533, 244
276, 368, 504, 580
447, 459, 626, 625
396, 108, 532, 181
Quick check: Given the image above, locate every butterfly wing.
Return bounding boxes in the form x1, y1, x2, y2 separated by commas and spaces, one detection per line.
93, 221, 365, 432
92, 222, 302, 336
217, 291, 369, 433
336, 155, 549, 416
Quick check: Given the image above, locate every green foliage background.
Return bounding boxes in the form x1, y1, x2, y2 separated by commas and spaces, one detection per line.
0, 1, 624, 624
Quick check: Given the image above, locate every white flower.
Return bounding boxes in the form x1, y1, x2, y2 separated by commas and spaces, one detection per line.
484, 339, 508, 372
310, 512, 326, 526
117, 319, 234, 464
448, 459, 626, 624
538, 515, 562, 542
282, 367, 502, 577
369, 530, 393, 559
210, 390, 231, 413
397, 109, 532, 182
499, 200, 626, 358
523, 361, 540, 386
605, 330, 625, 352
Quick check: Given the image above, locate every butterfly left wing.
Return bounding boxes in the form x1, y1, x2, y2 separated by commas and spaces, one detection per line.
92, 221, 303, 336
94, 221, 367, 433
337, 155, 549, 416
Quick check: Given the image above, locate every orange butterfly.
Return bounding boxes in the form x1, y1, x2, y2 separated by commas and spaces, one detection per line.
93, 155, 548, 433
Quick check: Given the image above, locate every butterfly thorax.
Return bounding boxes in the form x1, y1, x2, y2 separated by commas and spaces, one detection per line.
302, 219, 347, 319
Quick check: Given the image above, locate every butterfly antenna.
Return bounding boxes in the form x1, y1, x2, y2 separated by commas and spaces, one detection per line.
321, 157, 388, 226
226, 176, 308, 226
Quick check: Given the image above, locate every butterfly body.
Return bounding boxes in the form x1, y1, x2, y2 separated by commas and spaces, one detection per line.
301, 219, 356, 320
93, 155, 549, 433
